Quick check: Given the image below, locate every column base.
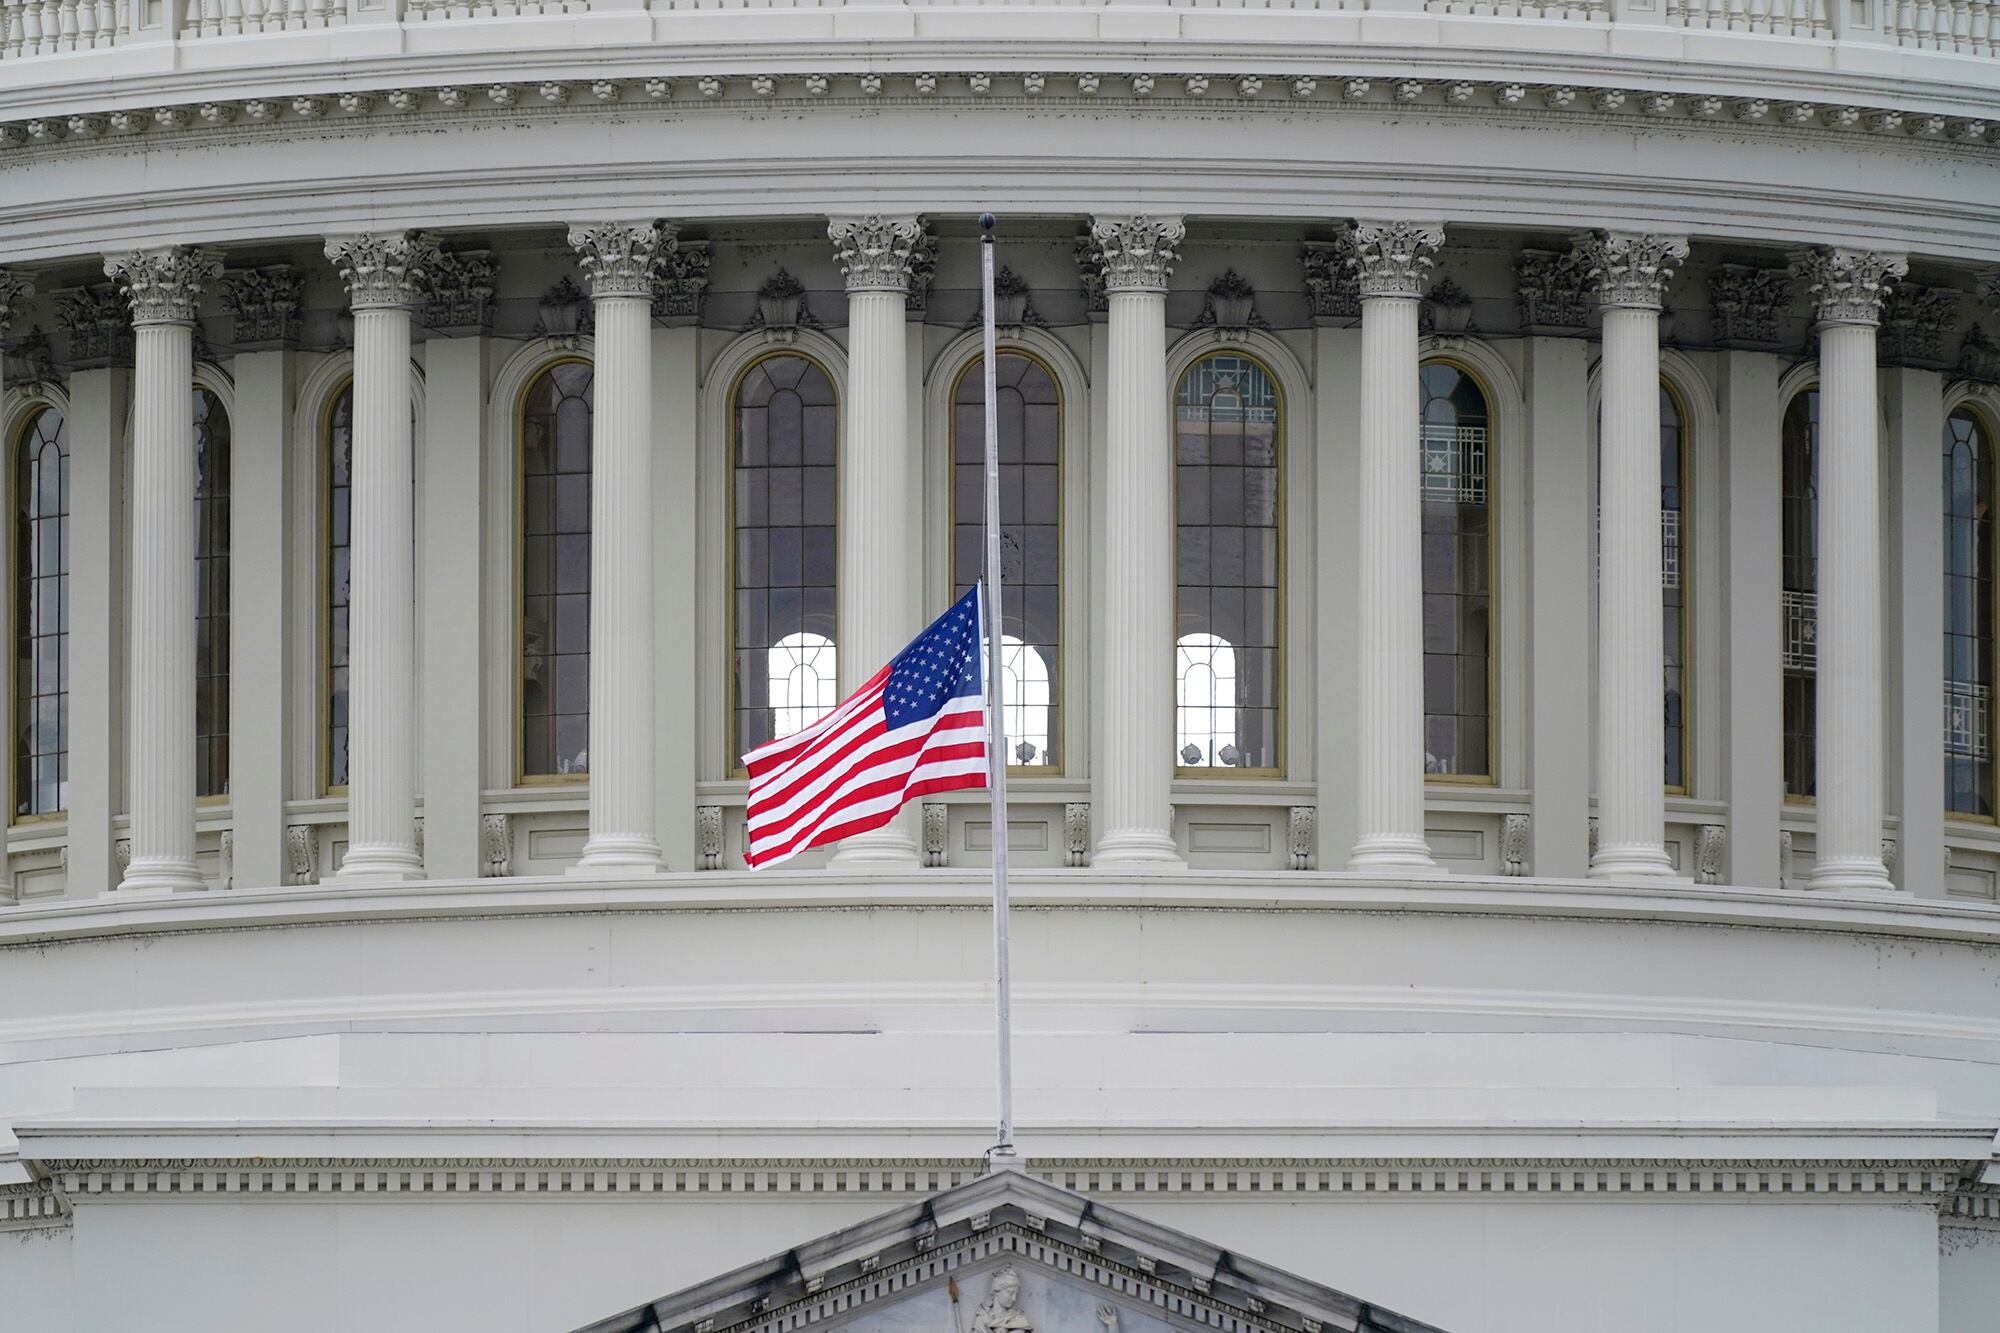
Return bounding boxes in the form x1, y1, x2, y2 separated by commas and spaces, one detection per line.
827, 827, 922, 871
1346, 834, 1444, 876
571, 834, 665, 877
334, 844, 425, 884
117, 857, 207, 894
1805, 855, 1897, 893
1588, 843, 1678, 879
1092, 830, 1185, 868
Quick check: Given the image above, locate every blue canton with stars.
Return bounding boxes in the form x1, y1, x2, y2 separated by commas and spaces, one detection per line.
883, 587, 984, 730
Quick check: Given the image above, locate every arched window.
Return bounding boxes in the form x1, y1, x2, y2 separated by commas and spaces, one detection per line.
14, 406, 68, 819
194, 386, 230, 799
1781, 389, 1819, 800
520, 361, 593, 779
1176, 632, 1238, 767
1944, 407, 1994, 818
325, 384, 354, 791
1173, 353, 1280, 772
952, 351, 1060, 769
733, 353, 838, 760
1420, 362, 1492, 778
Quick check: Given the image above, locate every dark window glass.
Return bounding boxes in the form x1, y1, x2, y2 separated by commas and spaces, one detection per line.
733, 354, 838, 760
521, 361, 594, 778
1944, 408, 1994, 818
1420, 362, 1492, 778
1661, 387, 1688, 791
1174, 353, 1280, 772
195, 387, 230, 798
326, 385, 353, 791
953, 353, 1060, 769
14, 406, 68, 818
1782, 390, 1819, 800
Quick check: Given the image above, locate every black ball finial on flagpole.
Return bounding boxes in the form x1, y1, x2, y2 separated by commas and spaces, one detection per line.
979, 211, 997, 239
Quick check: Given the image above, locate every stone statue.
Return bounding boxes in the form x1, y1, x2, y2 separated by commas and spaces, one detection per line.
969, 1266, 1033, 1333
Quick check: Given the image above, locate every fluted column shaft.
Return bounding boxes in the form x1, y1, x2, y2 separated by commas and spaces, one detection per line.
1347, 222, 1443, 872
1091, 216, 1185, 866
1580, 232, 1686, 878
827, 215, 927, 868
325, 233, 438, 882
570, 222, 672, 873
107, 248, 220, 892
1791, 248, 1906, 891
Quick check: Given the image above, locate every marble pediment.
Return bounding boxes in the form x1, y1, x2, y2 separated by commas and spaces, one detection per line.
574, 1167, 1446, 1333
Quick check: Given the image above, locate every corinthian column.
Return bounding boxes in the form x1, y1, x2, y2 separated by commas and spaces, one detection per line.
1090, 215, 1186, 866
1790, 246, 1907, 892
324, 231, 439, 882
1346, 221, 1444, 873
1577, 230, 1688, 879
105, 247, 223, 893
569, 221, 673, 874
826, 214, 929, 869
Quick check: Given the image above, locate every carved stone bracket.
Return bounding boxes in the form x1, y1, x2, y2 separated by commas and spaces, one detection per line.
1881, 836, 1899, 882
968, 265, 1047, 332
1878, 283, 1962, 366
1087, 215, 1185, 294
1346, 220, 1446, 300
285, 825, 318, 885
420, 249, 499, 333
828, 215, 931, 295
568, 221, 676, 301
221, 264, 303, 347
1074, 235, 1108, 316
481, 813, 511, 878
922, 803, 949, 868
1064, 802, 1090, 867
1708, 264, 1794, 348
653, 241, 711, 325
0, 268, 35, 336
105, 246, 223, 327
1570, 230, 1688, 311
218, 830, 234, 891
1299, 239, 1359, 322
1195, 269, 1268, 340
532, 276, 592, 347
1287, 806, 1316, 871
1788, 246, 1909, 327
696, 806, 723, 871
1695, 824, 1726, 885
1514, 247, 1593, 332
749, 268, 821, 342
1586, 816, 1600, 862
1500, 813, 1530, 876
323, 230, 442, 311
113, 837, 132, 878
1778, 829, 1795, 890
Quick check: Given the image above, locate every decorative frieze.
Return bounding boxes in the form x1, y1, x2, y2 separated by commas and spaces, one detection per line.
568, 221, 676, 300
1087, 215, 1184, 294
1514, 248, 1593, 332
652, 240, 711, 325
695, 806, 723, 871
285, 825, 318, 885
1876, 283, 1961, 365
1345, 221, 1445, 300
1300, 239, 1360, 321
53, 282, 132, 365
221, 264, 303, 347
1788, 246, 1908, 326
1571, 230, 1688, 310
323, 230, 441, 311
828, 215, 931, 294
1500, 814, 1530, 876
1708, 264, 1794, 348
419, 249, 499, 333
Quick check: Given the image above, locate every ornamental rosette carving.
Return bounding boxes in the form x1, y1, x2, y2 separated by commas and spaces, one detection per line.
567, 221, 677, 301
1787, 246, 1908, 327
104, 246, 223, 326
323, 230, 442, 311
0, 268, 34, 336
1570, 230, 1688, 310
1708, 264, 1793, 347
1344, 221, 1445, 300
221, 265, 303, 346
1087, 215, 1184, 293
827, 215, 931, 294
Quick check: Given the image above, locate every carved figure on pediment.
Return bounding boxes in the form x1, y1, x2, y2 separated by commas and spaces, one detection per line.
970, 1266, 1033, 1333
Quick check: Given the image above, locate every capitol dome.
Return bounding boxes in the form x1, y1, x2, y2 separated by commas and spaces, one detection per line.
0, 3, 1997, 1329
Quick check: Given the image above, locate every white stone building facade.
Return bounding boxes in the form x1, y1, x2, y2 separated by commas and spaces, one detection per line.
0, 5, 1997, 1330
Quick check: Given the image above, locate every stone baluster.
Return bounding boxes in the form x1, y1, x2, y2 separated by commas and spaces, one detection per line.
1789, 246, 1908, 892
106, 247, 222, 893
1346, 220, 1445, 873
1577, 230, 1688, 878
568, 221, 673, 874
1090, 215, 1186, 866
323, 231, 439, 882
824, 214, 929, 869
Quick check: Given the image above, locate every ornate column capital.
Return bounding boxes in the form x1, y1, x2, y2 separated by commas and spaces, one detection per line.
567, 221, 678, 300
827, 215, 931, 294
1087, 215, 1185, 294
1572, 230, 1689, 310
323, 230, 442, 311
1788, 246, 1908, 327
103, 247, 223, 327
1344, 220, 1446, 300
0, 268, 35, 335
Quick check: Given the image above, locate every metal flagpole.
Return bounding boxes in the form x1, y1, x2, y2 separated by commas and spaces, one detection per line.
979, 212, 1020, 1169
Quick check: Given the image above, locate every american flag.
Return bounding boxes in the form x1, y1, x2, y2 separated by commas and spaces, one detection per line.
743, 586, 990, 869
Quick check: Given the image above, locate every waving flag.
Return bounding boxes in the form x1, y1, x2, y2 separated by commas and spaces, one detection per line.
743, 586, 990, 868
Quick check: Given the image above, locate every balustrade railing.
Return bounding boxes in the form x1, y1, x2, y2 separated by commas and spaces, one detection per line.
1, 0, 1994, 61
